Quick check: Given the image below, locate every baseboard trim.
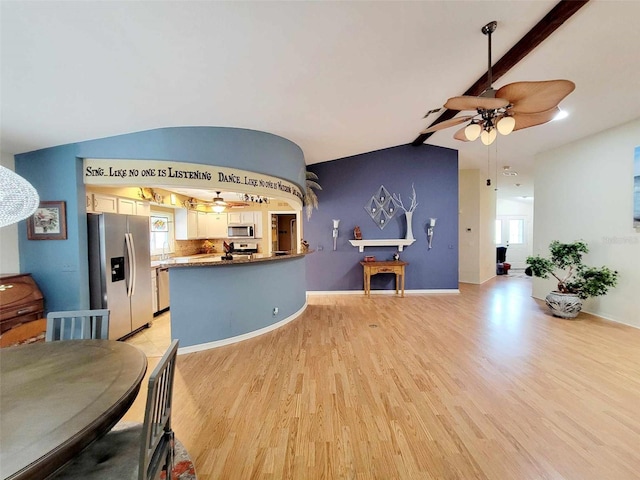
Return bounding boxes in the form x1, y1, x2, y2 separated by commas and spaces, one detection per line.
306, 289, 460, 296
177, 300, 308, 355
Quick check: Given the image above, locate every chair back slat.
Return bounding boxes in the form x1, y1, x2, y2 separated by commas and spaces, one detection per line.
46, 309, 110, 341
139, 339, 179, 480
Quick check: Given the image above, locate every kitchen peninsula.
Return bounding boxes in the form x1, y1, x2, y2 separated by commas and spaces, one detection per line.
166, 252, 308, 351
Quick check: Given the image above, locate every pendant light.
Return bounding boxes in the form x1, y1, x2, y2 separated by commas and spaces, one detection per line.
0, 166, 40, 227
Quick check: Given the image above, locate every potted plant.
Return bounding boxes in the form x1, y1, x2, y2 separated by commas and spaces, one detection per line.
526, 240, 618, 319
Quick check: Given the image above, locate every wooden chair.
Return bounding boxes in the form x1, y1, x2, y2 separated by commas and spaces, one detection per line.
45, 309, 110, 341
50, 339, 180, 480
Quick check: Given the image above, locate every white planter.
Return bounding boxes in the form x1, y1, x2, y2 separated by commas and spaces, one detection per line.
545, 291, 583, 319
404, 211, 414, 241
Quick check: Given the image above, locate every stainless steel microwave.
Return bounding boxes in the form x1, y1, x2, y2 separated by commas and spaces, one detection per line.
227, 224, 254, 238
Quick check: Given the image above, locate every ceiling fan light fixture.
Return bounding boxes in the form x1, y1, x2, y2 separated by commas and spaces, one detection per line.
480, 128, 497, 146
212, 191, 227, 213
212, 204, 225, 213
464, 123, 482, 141
553, 108, 569, 121
497, 115, 516, 135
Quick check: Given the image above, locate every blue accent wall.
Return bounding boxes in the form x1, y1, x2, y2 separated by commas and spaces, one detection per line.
14, 127, 306, 313
16, 144, 90, 312
304, 144, 458, 291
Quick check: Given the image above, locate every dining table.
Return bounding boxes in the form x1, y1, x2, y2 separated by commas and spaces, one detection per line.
0, 339, 147, 480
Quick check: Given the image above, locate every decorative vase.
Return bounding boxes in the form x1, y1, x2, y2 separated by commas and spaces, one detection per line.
404, 211, 414, 240
545, 291, 583, 319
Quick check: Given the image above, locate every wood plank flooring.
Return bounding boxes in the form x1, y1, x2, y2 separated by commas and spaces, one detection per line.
127, 276, 640, 479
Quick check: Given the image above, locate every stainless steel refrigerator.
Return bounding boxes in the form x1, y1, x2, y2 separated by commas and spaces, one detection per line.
88, 212, 153, 340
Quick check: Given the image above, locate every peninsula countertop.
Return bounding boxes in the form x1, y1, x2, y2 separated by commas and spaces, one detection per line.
151, 251, 311, 269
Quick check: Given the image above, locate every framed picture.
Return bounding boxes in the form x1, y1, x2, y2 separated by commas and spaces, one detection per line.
27, 201, 67, 240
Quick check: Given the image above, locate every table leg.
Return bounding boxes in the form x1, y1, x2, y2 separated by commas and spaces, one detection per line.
401, 271, 405, 297
395, 273, 399, 295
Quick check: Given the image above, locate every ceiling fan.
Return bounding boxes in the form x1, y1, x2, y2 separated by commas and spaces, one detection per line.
419, 21, 575, 146
183, 192, 249, 211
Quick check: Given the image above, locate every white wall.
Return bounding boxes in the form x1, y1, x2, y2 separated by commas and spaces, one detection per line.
459, 169, 496, 284
532, 118, 640, 327
0, 153, 20, 274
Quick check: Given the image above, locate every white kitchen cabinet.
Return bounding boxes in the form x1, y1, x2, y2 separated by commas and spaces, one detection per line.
253, 212, 263, 238
91, 193, 118, 213
135, 201, 151, 217
175, 208, 198, 240
196, 211, 209, 239
228, 211, 255, 224
118, 198, 150, 216
117, 197, 136, 215
227, 212, 242, 224
209, 213, 228, 238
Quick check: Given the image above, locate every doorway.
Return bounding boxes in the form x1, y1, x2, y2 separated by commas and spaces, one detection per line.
270, 214, 297, 253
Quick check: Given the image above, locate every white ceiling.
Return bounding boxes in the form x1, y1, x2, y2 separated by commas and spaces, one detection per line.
2, 1, 640, 201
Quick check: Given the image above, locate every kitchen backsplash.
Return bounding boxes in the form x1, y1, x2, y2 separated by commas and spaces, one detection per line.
151, 238, 263, 261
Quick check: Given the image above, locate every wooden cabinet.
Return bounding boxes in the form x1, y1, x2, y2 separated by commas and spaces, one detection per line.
228, 211, 262, 238
91, 193, 118, 213
0, 274, 44, 334
176, 209, 228, 239
227, 212, 242, 225
208, 213, 228, 238
175, 209, 198, 240
87, 193, 150, 216
253, 212, 263, 238
117, 198, 150, 216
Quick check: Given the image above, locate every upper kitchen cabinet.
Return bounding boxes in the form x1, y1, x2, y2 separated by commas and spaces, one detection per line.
253, 212, 263, 238
227, 211, 255, 224
176, 209, 228, 240
228, 211, 262, 238
87, 192, 150, 216
117, 197, 151, 216
175, 209, 198, 240
90, 193, 118, 213
208, 213, 228, 238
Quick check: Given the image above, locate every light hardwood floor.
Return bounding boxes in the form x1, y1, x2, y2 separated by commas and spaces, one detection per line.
125, 276, 640, 479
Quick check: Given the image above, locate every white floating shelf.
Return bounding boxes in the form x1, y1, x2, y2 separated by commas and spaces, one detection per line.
348, 239, 416, 252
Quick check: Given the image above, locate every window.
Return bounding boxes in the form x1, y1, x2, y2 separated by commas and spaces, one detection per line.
150, 211, 174, 256
495, 217, 525, 245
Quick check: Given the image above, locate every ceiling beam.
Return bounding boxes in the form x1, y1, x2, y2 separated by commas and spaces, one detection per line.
411, 0, 590, 146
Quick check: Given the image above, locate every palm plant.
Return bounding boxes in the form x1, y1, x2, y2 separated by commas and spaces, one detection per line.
304, 171, 322, 220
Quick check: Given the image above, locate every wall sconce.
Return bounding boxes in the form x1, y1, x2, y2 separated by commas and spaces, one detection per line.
427, 218, 437, 249
332, 219, 340, 251
170, 193, 177, 205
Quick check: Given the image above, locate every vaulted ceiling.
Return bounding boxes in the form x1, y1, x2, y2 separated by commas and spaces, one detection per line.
2, 1, 639, 200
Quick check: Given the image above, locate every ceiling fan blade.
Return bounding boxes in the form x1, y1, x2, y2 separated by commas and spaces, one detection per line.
453, 127, 472, 142
512, 107, 560, 131
497, 80, 575, 114
444, 96, 509, 111
420, 115, 475, 134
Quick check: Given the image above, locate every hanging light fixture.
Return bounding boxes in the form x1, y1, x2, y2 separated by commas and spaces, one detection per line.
212, 192, 227, 213
0, 166, 40, 227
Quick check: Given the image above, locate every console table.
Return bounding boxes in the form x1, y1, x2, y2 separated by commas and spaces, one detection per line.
360, 260, 408, 297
